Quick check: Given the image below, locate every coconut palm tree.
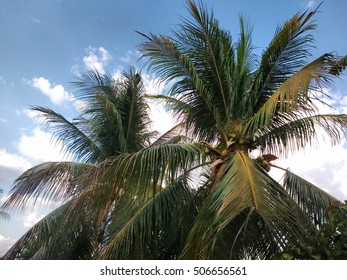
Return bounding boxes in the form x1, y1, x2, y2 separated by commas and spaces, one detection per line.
1, 68, 193, 259
134, 0, 347, 259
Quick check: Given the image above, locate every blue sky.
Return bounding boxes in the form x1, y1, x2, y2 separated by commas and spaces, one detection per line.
1, 0, 347, 255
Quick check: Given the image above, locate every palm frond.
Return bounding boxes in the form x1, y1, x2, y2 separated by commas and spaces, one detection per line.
255, 113, 347, 157
99, 175, 196, 259
73, 68, 154, 155
139, 1, 241, 141
182, 0, 230, 118
181, 150, 315, 259
150, 123, 189, 146
1, 162, 93, 213
247, 9, 317, 116
283, 170, 340, 225
32, 106, 103, 163
245, 53, 345, 134
2, 200, 96, 259
139, 32, 225, 142
117, 68, 155, 151
61, 142, 203, 233
231, 16, 256, 119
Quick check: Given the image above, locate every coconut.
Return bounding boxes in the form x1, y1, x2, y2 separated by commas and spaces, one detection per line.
229, 133, 236, 140
256, 155, 264, 162
221, 149, 228, 157
261, 160, 270, 172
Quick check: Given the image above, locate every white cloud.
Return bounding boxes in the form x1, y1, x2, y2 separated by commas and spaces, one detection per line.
269, 141, 347, 200
23, 212, 44, 228
0, 235, 16, 257
0, 118, 7, 123
141, 72, 178, 135
0, 76, 6, 85
119, 50, 141, 64
70, 64, 81, 77
142, 72, 165, 95
111, 67, 123, 81
28, 77, 75, 106
0, 148, 32, 172
148, 101, 177, 135
32, 17, 41, 24
16, 127, 74, 164
306, 0, 316, 9
83, 46, 112, 74
268, 87, 347, 200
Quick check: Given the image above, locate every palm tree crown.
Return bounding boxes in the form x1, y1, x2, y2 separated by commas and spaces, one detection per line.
138, 0, 347, 258
1, 68, 162, 259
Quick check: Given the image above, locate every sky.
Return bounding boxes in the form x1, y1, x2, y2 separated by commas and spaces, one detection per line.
0, 0, 347, 256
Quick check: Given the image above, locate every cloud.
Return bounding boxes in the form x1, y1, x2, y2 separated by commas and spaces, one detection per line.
0, 118, 7, 123
268, 87, 347, 200
70, 64, 81, 77
270, 141, 347, 200
16, 127, 74, 164
148, 101, 177, 135
0, 76, 6, 85
306, 0, 317, 9
0, 235, 16, 257
32, 17, 41, 24
27, 77, 75, 106
141, 73, 178, 135
119, 50, 141, 64
23, 212, 44, 229
0, 148, 32, 173
83, 46, 112, 73
0, 149, 32, 196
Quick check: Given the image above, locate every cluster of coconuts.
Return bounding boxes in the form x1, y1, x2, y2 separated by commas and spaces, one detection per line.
229, 133, 258, 151
202, 133, 254, 160
256, 154, 277, 172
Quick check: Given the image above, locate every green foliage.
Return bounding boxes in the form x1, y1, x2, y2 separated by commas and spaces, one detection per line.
279, 202, 347, 260
1, 0, 347, 260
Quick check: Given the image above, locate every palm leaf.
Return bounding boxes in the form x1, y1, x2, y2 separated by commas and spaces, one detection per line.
283, 170, 340, 225
150, 122, 189, 146
139, 32, 225, 142
245, 53, 345, 134
117, 69, 155, 151
32, 106, 103, 163
60, 142, 203, 234
247, 9, 317, 116
1, 199, 96, 259
181, 150, 315, 259
256, 113, 347, 156
99, 175, 196, 259
1, 162, 93, 213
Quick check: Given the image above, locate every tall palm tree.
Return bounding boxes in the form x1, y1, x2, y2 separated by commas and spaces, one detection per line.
134, 0, 347, 259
